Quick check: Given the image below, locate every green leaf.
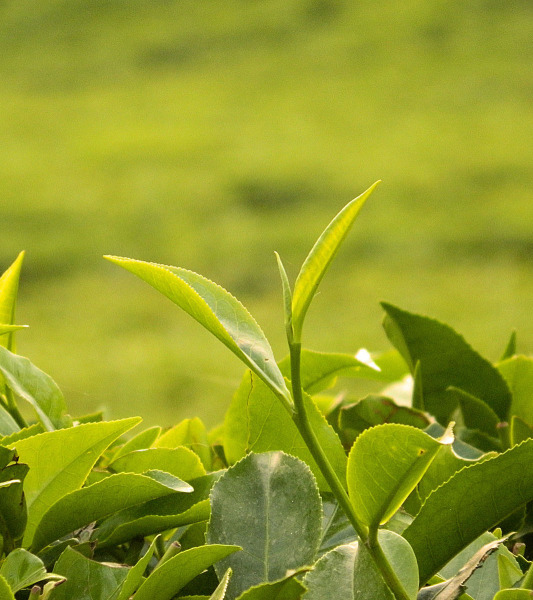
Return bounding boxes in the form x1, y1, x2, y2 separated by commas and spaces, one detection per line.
319, 494, 357, 556
450, 387, 501, 438
340, 396, 431, 439
0, 252, 25, 352
347, 424, 449, 530
155, 418, 211, 470
498, 554, 524, 590
104, 256, 290, 404
493, 591, 533, 600
94, 473, 218, 548
31, 471, 193, 552
225, 373, 346, 491
0, 548, 61, 593
48, 546, 129, 600
0, 407, 19, 437
211, 568, 232, 600
0, 575, 15, 600
510, 415, 533, 445
291, 181, 379, 341
0, 325, 27, 337
403, 438, 533, 585
206, 452, 322, 599
111, 426, 161, 461
498, 356, 533, 427
235, 571, 307, 599
6, 417, 141, 547
133, 544, 241, 600
0, 346, 70, 431
0, 424, 43, 445
382, 303, 512, 424
501, 330, 517, 361
115, 537, 158, 600
0, 461, 28, 549
109, 447, 205, 481
275, 252, 294, 344
303, 530, 418, 600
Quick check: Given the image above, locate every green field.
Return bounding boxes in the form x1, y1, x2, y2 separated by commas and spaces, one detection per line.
2, 0, 533, 426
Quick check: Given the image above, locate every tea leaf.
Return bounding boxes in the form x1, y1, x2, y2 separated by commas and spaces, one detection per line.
115, 536, 158, 600
303, 530, 418, 600
6, 417, 141, 546
493, 591, 533, 600
0, 346, 70, 431
0, 462, 28, 549
109, 447, 206, 481
235, 570, 307, 599
133, 544, 241, 600
0, 407, 19, 437
155, 418, 211, 470
403, 438, 533, 585
0, 549, 61, 593
31, 471, 193, 552
382, 303, 512, 424
105, 256, 290, 404
111, 425, 161, 460
347, 424, 448, 530
291, 182, 379, 341
206, 452, 322, 599
0, 574, 15, 600
498, 356, 533, 427
211, 568, 232, 600
49, 546, 129, 600
0, 252, 25, 352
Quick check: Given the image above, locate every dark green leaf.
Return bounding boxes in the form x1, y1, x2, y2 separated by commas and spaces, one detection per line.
235, 570, 307, 600
207, 452, 322, 599
0, 462, 28, 549
501, 331, 517, 361
0, 548, 62, 593
382, 303, 512, 424
450, 387, 501, 438
498, 356, 533, 427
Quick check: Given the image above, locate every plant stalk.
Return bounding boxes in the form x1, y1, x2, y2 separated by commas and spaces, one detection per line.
289, 341, 411, 600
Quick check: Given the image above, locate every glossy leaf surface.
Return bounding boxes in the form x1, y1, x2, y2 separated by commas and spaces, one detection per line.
105, 256, 290, 402
0, 548, 61, 593
404, 438, 533, 584
382, 303, 512, 423
207, 452, 322, 599
291, 181, 379, 341
347, 424, 447, 529
7, 417, 140, 546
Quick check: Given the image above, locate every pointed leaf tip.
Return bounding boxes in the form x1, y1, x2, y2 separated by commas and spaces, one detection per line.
292, 181, 380, 341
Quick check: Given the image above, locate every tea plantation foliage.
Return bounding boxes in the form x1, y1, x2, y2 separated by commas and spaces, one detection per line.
0, 186, 532, 599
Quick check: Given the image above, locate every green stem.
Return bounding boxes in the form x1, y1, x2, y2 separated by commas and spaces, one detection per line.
5, 388, 27, 429
289, 341, 410, 600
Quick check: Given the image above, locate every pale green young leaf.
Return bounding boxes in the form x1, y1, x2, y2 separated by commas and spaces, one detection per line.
48, 546, 129, 600
0, 574, 15, 600
109, 446, 205, 481
6, 417, 140, 547
0, 325, 27, 336
0, 424, 43, 445
31, 471, 193, 552
510, 415, 533, 445
115, 537, 158, 600
211, 568, 232, 600
403, 438, 533, 585
275, 251, 294, 343
498, 356, 533, 427
207, 452, 322, 600
0, 406, 20, 437
493, 591, 533, 600
104, 256, 290, 404
382, 303, 512, 424
347, 424, 449, 531
94, 472, 219, 548
0, 252, 25, 352
225, 373, 347, 491
449, 387, 500, 438
155, 418, 211, 470
133, 545, 241, 600
111, 425, 161, 461
0, 549, 62, 593
501, 330, 517, 361
0, 346, 70, 431
291, 182, 379, 341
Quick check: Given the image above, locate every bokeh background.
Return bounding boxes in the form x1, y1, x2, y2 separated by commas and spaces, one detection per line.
2, 0, 533, 427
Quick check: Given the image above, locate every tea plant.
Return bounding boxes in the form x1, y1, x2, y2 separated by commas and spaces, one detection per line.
0, 183, 532, 599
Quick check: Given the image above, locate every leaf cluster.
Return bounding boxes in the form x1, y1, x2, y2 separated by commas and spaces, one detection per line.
0, 185, 532, 599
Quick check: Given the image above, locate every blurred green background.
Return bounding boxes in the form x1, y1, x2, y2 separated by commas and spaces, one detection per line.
2, 0, 533, 427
